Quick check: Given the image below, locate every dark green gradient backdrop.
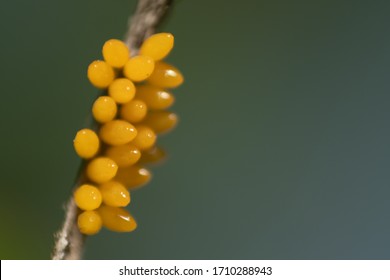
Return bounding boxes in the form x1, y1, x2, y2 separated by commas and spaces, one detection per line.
1, 0, 389, 259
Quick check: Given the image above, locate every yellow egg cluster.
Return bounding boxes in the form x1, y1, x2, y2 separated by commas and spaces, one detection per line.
73, 33, 183, 235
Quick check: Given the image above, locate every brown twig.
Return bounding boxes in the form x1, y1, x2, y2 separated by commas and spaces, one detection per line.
51, 0, 174, 260
125, 0, 173, 53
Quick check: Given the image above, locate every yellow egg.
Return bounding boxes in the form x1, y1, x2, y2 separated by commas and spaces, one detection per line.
87, 60, 115, 89
120, 99, 148, 123
139, 33, 174, 61
147, 61, 183, 88
105, 144, 141, 167
130, 125, 156, 151
141, 111, 178, 134
108, 78, 135, 104
102, 39, 130, 68
123, 55, 155, 82
74, 184, 102, 210
99, 181, 130, 207
86, 157, 118, 184
73, 128, 100, 159
115, 165, 151, 190
77, 210, 102, 235
139, 146, 166, 165
99, 120, 137, 146
136, 84, 175, 110
98, 205, 137, 232
92, 96, 117, 123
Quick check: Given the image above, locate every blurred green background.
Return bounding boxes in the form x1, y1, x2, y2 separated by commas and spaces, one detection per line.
1, 0, 390, 259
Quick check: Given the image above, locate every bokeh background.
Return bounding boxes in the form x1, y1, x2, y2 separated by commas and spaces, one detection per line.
1, 0, 390, 259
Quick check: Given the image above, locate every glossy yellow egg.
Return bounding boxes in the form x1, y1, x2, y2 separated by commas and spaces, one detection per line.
131, 125, 156, 151
139, 33, 174, 61
74, 184, 102, 210
99, 120, 137, 146
105, 144, 141, 167
102, 39, 130, 68
86, 157, 118, 184
114, 165, 151, 190
123, 55, 155, 82
147, 61, 183, 88
92, 96, 117, 123
87, 60, 115, 89
98, 205, 137, 232
120, 99, 148, 123
141, 111, 178, 134
73, 128, 100, 159
136, 84, 175, 110
77, 210, 102, 235
99, 181, 130, 207
108, 78, 136, 104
